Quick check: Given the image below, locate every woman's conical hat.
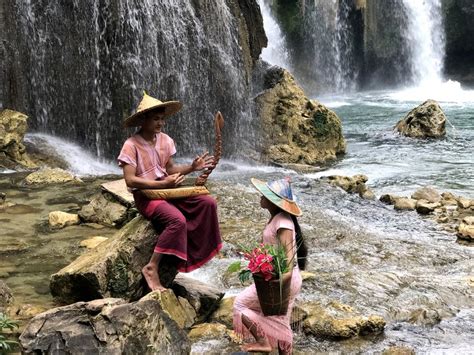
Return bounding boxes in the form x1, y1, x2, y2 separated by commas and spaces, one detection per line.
123, 92, 182, 127
251, 178, 302, 216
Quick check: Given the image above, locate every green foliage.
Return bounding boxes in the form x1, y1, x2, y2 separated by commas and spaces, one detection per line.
0, 313, 18, 353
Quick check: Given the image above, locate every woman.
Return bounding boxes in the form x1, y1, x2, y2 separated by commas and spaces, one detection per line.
233, 177, 307, 354
118, 92, 222, 291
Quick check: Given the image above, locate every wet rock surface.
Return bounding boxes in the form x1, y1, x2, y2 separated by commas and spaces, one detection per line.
395, 100, 447, 138
19, 296, 191, 354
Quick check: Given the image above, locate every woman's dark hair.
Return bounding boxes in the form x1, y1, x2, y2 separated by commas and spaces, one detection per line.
291, 215, 307, 270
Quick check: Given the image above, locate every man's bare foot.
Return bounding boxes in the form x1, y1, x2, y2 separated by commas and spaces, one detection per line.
241, 339, 272, 353
142, 264, 167, 291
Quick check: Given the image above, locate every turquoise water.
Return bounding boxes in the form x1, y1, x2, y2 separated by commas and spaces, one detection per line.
312, 90, 474, 199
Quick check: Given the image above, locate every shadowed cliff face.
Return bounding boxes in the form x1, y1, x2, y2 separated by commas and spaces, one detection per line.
0, 0, 266, 159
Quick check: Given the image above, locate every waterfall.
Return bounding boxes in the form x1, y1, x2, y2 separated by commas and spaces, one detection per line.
402, 0, 445, 85
1, 0, 260, 160
293, 0, 358, 93
257, 0, 290, 70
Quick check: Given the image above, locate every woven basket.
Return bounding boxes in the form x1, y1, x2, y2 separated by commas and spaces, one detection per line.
140, 185, 209, 200
253, 272, 292, 316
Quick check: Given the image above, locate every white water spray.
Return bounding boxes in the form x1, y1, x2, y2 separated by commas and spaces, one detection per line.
393, 0, 474, 103
257, 0, 291, 69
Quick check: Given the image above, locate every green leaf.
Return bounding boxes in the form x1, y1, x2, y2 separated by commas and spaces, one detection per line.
226, 261, 242, 273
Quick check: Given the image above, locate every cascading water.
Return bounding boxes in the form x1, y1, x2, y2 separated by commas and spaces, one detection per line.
1, 0, 261, 160
401, 0, 445, 86
295, 0, 358, 93
257, 0, 291, 70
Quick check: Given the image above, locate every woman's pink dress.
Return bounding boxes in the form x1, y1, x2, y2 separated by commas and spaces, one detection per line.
233, 212, 302, 352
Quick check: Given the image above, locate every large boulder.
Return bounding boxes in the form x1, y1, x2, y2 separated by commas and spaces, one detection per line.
395, 100, 446, 138
19, 295, 191, 354
0, 109, 36, 169
254, 67, 346, 165
78, 192, 132, 227
24, 168, 82, 185
50, 216, 178, 304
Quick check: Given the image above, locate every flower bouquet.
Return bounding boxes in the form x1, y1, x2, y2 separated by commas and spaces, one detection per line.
228, 243, 292, 316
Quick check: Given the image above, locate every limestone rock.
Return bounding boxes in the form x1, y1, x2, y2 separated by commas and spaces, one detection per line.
380, 194, 399, 205
382, 346, 416, 355
457, 223, 474, 241
415, 200, 440, 215
100, 179, 134, 206
24, 168, 82, 185
394, 198, 417, 211
19, 296, 191, 354
0, 109, 36, 169
255, 67, 345, 165
411, 186, 441, 203
172, 275, 225, 323
302, 301, 385, 339
457, 197, 472, 209
50, 216, 178, 304
462, 216, 474, 225
209, 296, 235, 328
325, 174, 374, 199
80, 236, 109, 249
78, 191, 132, 227
188, 323, 229, 341
48, 211, 80, 229
395, 100, 446, 138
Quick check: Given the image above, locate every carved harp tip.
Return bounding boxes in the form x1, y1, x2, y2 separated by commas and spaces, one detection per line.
215, 111, 224, 130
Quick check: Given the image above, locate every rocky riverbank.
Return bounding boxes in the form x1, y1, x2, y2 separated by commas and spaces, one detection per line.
1, 167, 473, 353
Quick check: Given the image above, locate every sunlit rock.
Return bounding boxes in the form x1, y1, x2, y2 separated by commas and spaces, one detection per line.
209, 296, 235, 328
255, 67, 346, 165
48, 211, 80, 229
50, 216, 178, 304
457, 223, 474, 241
78, 192, 132, 227
415, 200, 440, 215
80, 236, 109, 249
302, 301, 385, 339
24, 167, 82, 185
395, 100, 446, 138
324, 174, 375, 199
19, 296, 191, 354
394, 198, 417, 211
411, 186, 441, 203
0, 109, 36, 169
188, 323, 229, 341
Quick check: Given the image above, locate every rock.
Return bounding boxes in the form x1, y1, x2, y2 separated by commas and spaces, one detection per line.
0, 109, 37, 169
172, 275, 225, 323
462, 216, 474, 225
48, 211, 80, 229
300, 271, 316, 281
24, 168, 82, 185
325, 175, 371, 199
457, 197, 472, 209
80, 236, 109, 249
209, 296, 235, 328
380, 194, 399, 205
50, 216, 178, 304
78, 191, 133, 227
188, 323, 229, 341
19, 296, 191, 354
255, 67, 346, 165
11, 304, 47, 320
411, 186, 441, 203
302, 301, 385, 339
0, 280, 13, 311
415, 200, 440, 215
394, 198, 417, 211
382, 346, 416, 355
457, 223, 474, 241
100, 179, 134, 206
395, 100, 446, 138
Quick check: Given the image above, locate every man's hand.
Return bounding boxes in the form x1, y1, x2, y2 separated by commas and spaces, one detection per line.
162, 173, 185, 188
191, 151, 215, 171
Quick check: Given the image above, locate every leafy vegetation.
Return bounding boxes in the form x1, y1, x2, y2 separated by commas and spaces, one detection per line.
0, 313, 18, 353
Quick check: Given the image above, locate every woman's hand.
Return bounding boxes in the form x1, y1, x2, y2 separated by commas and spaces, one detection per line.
191, 151, 215, 171
162, 173, 185, 188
